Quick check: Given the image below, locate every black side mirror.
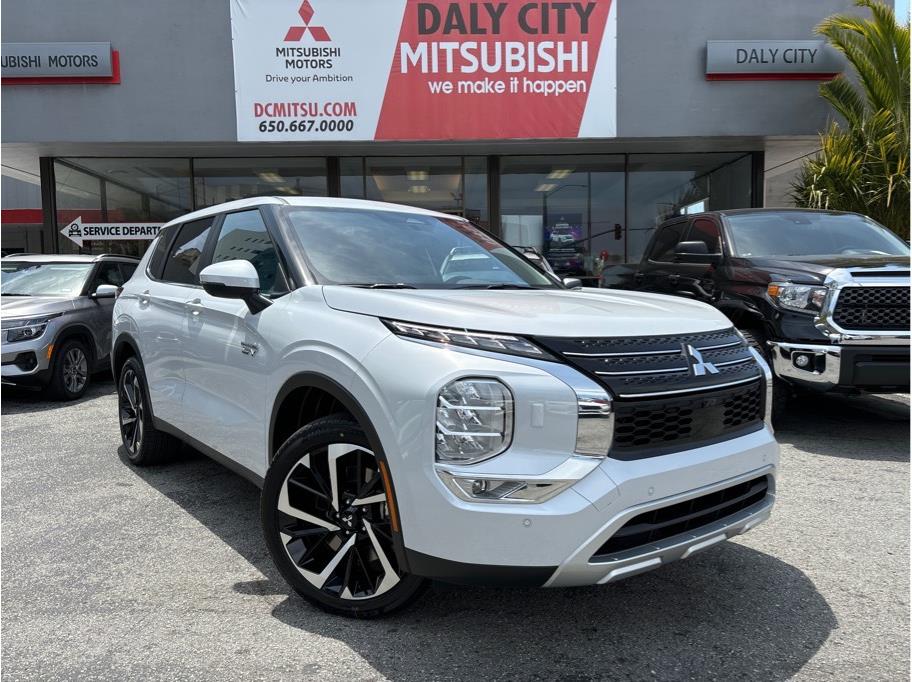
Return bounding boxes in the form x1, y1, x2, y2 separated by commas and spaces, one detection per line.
674, 241, 722, 265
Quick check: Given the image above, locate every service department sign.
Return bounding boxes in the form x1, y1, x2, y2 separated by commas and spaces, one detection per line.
230, 0, 618, 142
706, 40, 843, 80
1, 42, 114, 78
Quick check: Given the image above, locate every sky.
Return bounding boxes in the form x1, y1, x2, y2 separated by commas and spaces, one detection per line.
897, 0, 910, 24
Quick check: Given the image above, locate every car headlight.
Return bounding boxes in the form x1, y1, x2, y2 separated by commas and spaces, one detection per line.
2, 314, 59, 343
767, 283, 828, 314
384, 319, 554, 361
436, 378, 513, 464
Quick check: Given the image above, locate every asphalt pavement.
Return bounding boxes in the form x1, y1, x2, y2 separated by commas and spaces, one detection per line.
1, 377, 909, 681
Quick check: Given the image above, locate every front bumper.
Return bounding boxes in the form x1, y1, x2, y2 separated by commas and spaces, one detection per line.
1, 339, 54, 386
768, 341, 910, 391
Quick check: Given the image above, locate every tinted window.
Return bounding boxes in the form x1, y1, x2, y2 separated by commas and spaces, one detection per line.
93, 262, 126, 288
687, 218, 722, 254
120, 262, 137, 281
161, 218, 214, 284
648, 222, 687, 262
726, 212, 909, 257
147, 227, 176, 279
210, 210, 287, 295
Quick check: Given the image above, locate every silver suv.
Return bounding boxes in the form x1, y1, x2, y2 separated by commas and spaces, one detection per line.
113, 197, 778, 618
1, 253, 138, 399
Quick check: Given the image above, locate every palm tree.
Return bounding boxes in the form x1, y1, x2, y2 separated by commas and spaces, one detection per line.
792, 0, 910, 238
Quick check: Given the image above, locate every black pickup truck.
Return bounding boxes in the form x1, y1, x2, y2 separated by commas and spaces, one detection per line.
603, 208, 910, 419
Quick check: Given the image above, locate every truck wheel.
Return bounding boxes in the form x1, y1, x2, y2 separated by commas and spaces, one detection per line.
262, 415, 427, 618
740, 328, 789, 426
117, 356, 180, 466
45, 339, 91, 401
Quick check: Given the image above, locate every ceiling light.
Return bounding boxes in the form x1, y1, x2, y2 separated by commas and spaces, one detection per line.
257, 172, 284, 184
407, 170, 429, 181
534, 183, 557, 193
409, 185, 431, 194
547, 169, 573, 179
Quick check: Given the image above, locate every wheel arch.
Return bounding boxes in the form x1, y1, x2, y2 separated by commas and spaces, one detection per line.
53, 323, 98, 365
111, 333, 142, 380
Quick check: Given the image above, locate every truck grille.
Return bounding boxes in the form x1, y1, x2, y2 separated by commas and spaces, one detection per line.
833, 286, 910, 331
591, 475, 770, 559
535, 328, 765, 458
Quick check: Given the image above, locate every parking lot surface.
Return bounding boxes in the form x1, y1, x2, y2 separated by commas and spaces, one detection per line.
1, 378, 909, 681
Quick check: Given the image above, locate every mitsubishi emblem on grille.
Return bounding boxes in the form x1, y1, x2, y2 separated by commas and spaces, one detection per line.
684, 344, 719, 376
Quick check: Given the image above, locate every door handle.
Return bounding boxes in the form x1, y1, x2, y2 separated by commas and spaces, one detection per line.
187, 298, 204, 317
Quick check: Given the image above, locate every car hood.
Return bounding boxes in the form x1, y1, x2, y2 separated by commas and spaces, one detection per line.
0, 296, 75, 319
733, 255, 910, 284
322, 286, 730, 337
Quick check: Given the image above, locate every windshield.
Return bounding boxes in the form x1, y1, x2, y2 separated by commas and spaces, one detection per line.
283, 207, 559, 289
1, 262, 93, 297
727, 212, 910, 258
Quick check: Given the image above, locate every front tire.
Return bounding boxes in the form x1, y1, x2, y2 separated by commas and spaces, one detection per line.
45, 339, 91, 401
118, 356, 179, 465
262, 415, 426, 618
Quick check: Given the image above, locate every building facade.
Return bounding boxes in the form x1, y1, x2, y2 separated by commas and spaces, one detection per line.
2, 0, 851, 282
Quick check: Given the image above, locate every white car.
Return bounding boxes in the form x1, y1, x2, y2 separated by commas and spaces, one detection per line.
112, 197, 779, 617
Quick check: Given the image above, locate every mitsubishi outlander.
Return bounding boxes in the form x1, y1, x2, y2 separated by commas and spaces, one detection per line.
112, 197, 779, 617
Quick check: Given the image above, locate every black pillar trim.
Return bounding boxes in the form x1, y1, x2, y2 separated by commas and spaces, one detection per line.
751, 151, 765, 208
326, 156, 341, 197
39, 157, 58, 254
487, 155, 500, 236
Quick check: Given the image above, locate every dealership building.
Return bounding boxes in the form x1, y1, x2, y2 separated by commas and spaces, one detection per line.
2, 0, 858, 282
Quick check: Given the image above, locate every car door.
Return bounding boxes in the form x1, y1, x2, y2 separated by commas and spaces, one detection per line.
139, 217, 216, 428
672, 217, 724, 302
635, 219, 688, 294
181, 208, 290, 474
83, 260, 125, 364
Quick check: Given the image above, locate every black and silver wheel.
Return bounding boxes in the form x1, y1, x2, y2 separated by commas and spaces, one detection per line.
262, 415, 426, 618
117, 356, 179, 466
46, 339, 91, 400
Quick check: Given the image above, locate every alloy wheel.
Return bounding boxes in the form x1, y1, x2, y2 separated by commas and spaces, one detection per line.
62, 347, 88, 394
276, 444, 401, 600
119, 368, 144, 455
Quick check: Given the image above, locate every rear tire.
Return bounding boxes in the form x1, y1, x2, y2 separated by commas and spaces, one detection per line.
117, 356, 179, 465
740, 328, 789, 425
45, 339, 91, 401
262, 415, 427, 618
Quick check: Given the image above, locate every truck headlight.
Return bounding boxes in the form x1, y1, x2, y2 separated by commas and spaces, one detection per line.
2, 314, 59, 343
767, 283, 828, 314
436, 378, 513, 464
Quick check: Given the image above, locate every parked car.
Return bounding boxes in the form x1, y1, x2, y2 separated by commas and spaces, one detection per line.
113, 197, 778, 617
605, 208, 910, 419
1, 253, 139, 399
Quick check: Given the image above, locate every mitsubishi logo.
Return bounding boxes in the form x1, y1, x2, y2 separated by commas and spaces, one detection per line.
684, 344, 719, 376
284, 1, 331, 42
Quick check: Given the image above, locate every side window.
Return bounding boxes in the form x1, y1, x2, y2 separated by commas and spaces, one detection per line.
687, 218, 722, 254
120, 262, 137, 281
648, 222, 688, 262
210, 210, 288, 295
147, 227, 176, 279
91, 262, 126, 289
161, 217, 215, 285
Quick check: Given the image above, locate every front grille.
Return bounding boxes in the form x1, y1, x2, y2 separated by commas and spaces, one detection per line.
833, 286, 910, 331
611, 381, 764, 457
592, 476, 770, 559
535, 328, 765, 458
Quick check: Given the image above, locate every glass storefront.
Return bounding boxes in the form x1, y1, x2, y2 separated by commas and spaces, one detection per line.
51, 152, 756, 269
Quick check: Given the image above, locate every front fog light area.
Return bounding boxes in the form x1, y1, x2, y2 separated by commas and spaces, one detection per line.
436, 378, 513, 464
438, 471, 574, 503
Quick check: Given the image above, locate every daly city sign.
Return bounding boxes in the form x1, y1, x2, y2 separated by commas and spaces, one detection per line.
230, 0, 618, 141
706, 40, 843, 80
61, 217, 163, 247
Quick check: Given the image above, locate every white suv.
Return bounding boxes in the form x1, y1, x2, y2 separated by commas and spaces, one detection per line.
113, 197, 779, 617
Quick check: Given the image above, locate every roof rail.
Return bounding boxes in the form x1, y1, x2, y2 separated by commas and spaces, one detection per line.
95, 253, 141, 260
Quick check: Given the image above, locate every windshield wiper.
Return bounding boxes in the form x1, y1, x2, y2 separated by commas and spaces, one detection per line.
454, 283, 539, 290
345, 283, 418, 289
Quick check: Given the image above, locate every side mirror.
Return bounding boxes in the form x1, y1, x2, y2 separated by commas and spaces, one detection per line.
563, 277, 583, 290
674, 241, 722, 265
92, 284, 118, 299
199, 260, 272, 314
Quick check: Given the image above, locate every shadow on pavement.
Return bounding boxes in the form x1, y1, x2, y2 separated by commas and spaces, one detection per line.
776, 392, 909, 462
1, 372, 115, 415
122, 445, 838, 682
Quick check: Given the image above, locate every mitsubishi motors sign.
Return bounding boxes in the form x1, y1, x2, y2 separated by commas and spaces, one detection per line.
230, 0, 617, 141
